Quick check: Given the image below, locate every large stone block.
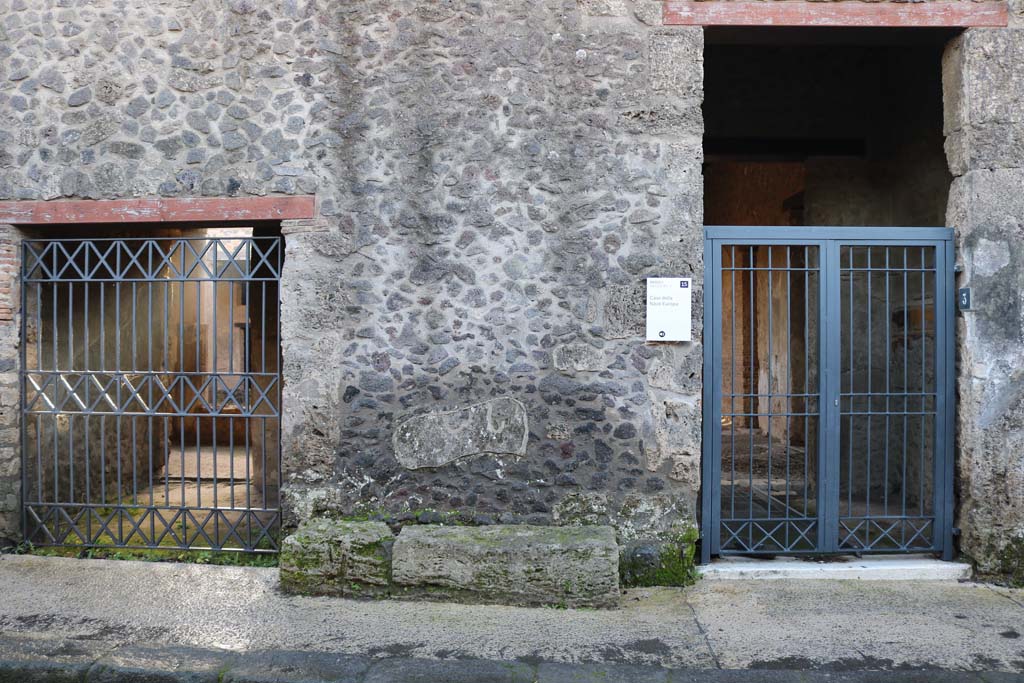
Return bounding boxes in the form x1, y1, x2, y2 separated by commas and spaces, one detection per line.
392, 398, 528, 470
943, 29, 1024, 174
391, 525, 620, 608
279, 519, 393, 597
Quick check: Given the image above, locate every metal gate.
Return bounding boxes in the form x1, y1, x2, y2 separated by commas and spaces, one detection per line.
20, 235, 282, 552
701, 227, 954, 561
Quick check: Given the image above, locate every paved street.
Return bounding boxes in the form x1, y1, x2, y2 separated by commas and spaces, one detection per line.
0, 555, 1021, 681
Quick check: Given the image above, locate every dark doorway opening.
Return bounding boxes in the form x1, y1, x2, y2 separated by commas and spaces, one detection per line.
703, 31, 951, 230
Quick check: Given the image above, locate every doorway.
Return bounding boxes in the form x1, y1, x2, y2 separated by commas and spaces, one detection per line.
20, 229, 282, 552
700, 30, 956, 561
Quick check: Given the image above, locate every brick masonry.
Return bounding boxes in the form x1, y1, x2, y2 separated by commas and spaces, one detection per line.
0, 225, 20, 545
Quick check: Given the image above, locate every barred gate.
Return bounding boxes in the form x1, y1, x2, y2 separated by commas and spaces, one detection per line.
20, 235, 282, 552
701, 227, 954, 561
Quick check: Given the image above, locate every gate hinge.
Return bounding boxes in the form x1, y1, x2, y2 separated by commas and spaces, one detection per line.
952, 527, 961, 537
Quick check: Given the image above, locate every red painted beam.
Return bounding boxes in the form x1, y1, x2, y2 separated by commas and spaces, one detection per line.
0, 196, 317, 225
663, 1, 1009, 27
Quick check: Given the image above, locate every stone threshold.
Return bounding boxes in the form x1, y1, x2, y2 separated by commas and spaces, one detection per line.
700, 554, 973, 581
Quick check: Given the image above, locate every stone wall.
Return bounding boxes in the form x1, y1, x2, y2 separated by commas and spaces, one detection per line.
278, 1, 705, 542
944, 28, 1024, 579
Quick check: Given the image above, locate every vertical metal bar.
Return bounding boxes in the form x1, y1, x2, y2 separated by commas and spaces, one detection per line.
35, 276, 42, 373
19, 245, 27, 543
99, 280, 105, 372
229, 415, 235, 510
730, 247, 736, 521
902, 248, 909, 535
261, 280, 267, 374
701, 233, 715, 564
52, 284, 58, 508
785, 246, 792, 539
84, 280, 90, 372
212, 250, 219, 517
748, 245, 755, 550
884, 247, 890, 517
822, 240, 840, 553
229, 281, 234, 375
52, 276, 58, 374
163, 414, 170, 507
84, 414, 90, 540
274, 241, 283, 514
130, 416, 138, 506
196, 277, 201, 376
865, 247, 872, 543
261, 417, 267, 515
919, 247, 926, 517
244, 260, 252, 528
115, 246, 123, 545
847, 248, 854, 521
244, 392, 252, 549
35, 413, 42, 506
147, 257, 154, 512
212, 244, 218, 376
99, 415, 106, 505
195, 415, 201, 510
767, 246, 773, 524
131, 281, 137, 373
804, 249, 810, 519
939, 240, 955, 559
163, 279, 169, 372
67, 282, 73, 371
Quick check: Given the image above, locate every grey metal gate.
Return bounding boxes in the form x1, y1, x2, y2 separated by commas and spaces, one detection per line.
701, 227, 954, 561
20, 235, 282, 552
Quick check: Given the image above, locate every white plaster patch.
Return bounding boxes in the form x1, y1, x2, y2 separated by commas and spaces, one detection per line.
973, 237, 1011, 277
393, 398, 529, 470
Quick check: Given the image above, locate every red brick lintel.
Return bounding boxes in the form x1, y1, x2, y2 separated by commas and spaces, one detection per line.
663, 1, 1009, 28
0, 196, 317, 225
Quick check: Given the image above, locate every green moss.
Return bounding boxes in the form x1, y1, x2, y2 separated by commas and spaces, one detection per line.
620, 525, 699, 588
997, 536, 1024, 587
21, 540, 277, 567
352, 538, 385, 558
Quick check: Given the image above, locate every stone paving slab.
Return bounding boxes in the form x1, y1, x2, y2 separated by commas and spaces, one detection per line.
686, 577, 1024, 671
0, 555, 1021, 681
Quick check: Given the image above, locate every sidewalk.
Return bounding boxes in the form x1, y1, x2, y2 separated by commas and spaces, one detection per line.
0, 554, 1021, 682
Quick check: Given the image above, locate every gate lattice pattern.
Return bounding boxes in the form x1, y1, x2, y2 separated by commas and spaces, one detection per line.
703, 228, 954, 560
21, 236, 282, 552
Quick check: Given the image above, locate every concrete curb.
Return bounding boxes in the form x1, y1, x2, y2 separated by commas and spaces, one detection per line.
0, 634, 1021, 683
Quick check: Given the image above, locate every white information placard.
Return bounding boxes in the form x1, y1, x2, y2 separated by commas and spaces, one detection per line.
646, 278, 692, 342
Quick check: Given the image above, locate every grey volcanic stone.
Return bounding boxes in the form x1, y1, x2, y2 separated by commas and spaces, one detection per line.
391, 524, 620, 608
392, 397, 528, 470
67, 87, 91, 107
553, 343, 604, 373
279, 519, 393, 598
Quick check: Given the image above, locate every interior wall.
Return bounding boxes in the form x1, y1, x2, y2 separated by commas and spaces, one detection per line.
708, 162, 806, 431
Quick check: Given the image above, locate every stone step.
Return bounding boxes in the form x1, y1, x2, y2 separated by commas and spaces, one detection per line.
391, 524, 620, 608
279, 519, 393, 597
